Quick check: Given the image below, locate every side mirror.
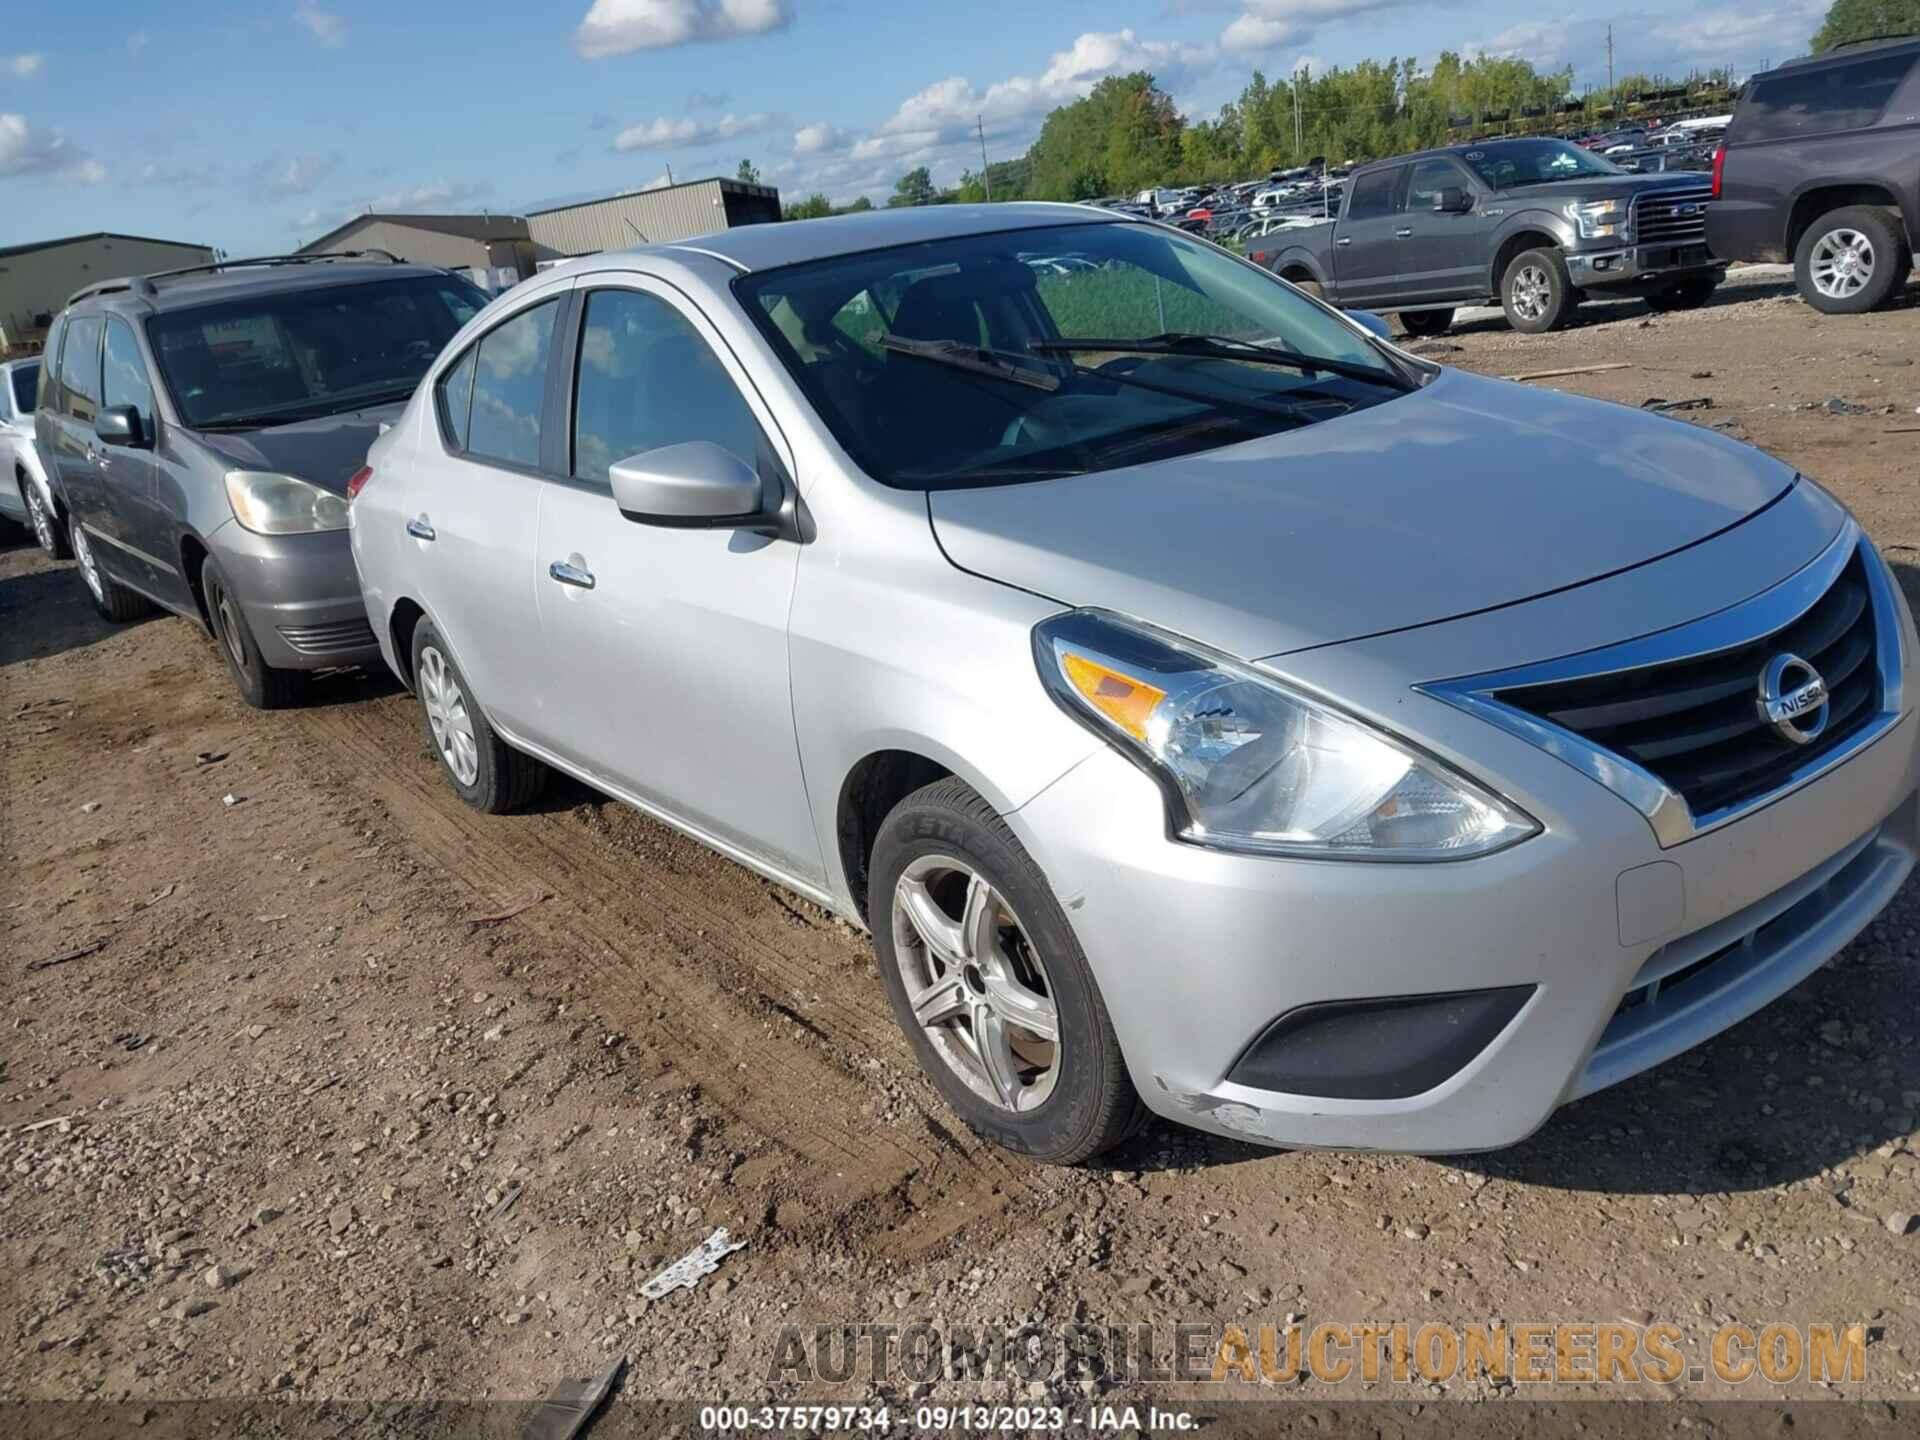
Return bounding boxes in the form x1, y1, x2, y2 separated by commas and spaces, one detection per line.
96, 405, 149, 449
1433, 187, 1473, 214
1344, 310, 1392, 342
608, 440, 771, 530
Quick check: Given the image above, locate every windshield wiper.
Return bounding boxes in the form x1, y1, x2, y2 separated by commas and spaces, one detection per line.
1027, 334, 1412, 392
879, 336, 1061, 391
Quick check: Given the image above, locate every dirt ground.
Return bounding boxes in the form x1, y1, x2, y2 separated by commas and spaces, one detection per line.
5, 265, 1920, 1424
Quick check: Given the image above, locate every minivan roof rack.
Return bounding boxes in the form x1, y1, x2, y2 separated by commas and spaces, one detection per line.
62, 251, 406, 311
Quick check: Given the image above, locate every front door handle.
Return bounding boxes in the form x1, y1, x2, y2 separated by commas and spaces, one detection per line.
406, 516, 436, 541
1336, 236, 1352, 247
1395, 228, 1414, 238
548, 560, 595, 591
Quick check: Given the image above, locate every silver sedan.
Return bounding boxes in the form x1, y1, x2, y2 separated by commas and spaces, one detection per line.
349, 204, 1919, 1163
0, 358, 64, 557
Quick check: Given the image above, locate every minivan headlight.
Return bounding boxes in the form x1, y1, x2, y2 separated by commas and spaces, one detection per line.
223, 471, 348, 535
1034, 611, 1539, 860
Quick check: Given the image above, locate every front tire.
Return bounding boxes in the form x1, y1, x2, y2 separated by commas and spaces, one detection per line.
1398, 308, 1455, 338
202, 557, 308, 710
1796, 207, 1906, 314
410, 620, 546, 813
1501, 247, 1574, 333
870, 777, 1145, 1165
1646, 275, 1719, 312
68, 516, 152, 623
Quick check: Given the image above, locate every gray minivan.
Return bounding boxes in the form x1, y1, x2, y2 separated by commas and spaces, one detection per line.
35, 254, 486, 706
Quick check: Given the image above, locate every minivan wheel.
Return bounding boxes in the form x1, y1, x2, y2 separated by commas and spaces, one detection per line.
23, 480, 70, 559
1501, 247, 1573, 333
68, 517, 153, 623
201, 557, 308, 710
1796, 207, 1905, 314
870, 777, 1146, 1164
410, 620, 547, 813
1398, 308, 1455, 338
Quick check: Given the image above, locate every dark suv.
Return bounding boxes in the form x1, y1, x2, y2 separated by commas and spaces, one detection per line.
33, 254, 486, 706
1706, 36, 1920, 313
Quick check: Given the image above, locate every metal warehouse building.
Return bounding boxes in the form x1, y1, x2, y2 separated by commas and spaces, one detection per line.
0, 232, 214, 353
297, 213, 537, 291
525, 177, 781, 258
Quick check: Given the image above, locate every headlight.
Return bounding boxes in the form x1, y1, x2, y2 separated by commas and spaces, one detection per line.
1034, 611, 1539, 861
223, 471, 348, 535
1565, 198, 1627, 241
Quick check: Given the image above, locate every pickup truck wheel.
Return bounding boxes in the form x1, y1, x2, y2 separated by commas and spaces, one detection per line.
1646, 275, 1719, 312
1398, 309, 1455, 338
1795, 207, 1905, 314
1501, 248, 1573, 333
1284, 275, 1324, 301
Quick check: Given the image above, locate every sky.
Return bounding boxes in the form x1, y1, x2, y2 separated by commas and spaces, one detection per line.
0, 0, 1832, 255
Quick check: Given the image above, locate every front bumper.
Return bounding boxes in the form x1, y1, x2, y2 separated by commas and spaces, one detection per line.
1566, 242, 1725, 290
209, 521, 382, 671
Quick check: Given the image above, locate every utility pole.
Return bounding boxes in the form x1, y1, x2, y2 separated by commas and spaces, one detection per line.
977, 115, 991, 202
1606, 25, 1615, 100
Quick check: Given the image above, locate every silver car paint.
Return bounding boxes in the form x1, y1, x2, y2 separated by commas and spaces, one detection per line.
0, 359, 49, 524
351, 204, 1920, 1151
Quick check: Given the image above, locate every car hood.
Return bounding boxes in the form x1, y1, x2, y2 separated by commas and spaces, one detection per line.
190, 401, 405, 497
927, 367, 1797, 660
1498, 174, 1706, 204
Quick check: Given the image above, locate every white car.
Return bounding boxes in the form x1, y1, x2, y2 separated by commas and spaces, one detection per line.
0, 357, 64, 557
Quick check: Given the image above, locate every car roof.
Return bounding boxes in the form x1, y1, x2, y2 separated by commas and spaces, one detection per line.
68, 259, 456, 317
656, 202, 1118, 273
1764, 34, 1920, 73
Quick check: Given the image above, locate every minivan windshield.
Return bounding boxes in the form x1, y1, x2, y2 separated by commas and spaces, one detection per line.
737, 221, 1412, 489
1462, 140, 1625, 189
9, 362, 36, 414
147, 274, 488, 429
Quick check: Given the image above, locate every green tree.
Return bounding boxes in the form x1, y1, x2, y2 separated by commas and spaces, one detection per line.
783, 192, 833, 220
888, 166, 936, 207
1812, 0, 1920, 50
736, 158, 762, 184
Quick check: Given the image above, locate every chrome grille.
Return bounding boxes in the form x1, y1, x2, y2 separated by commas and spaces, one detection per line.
1493, 552, 1881, 818
278, 618, 377, 655
1632, 186, 1711, 245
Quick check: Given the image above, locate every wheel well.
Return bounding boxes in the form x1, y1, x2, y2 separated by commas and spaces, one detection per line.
388, 598, 426, 688
1786, 185, 1906, 257
1277, 262, 1318, 285
1490, 230, 1559, 293
836, 749, 953, 924
179, 535, 211, 627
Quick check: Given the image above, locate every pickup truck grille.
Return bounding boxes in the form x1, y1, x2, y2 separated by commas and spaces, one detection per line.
1491, 552, 1881, 819
1632, 186, 1712, 246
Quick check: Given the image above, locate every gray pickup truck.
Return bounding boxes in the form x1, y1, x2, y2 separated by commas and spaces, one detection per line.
1265, 137, 1728, 335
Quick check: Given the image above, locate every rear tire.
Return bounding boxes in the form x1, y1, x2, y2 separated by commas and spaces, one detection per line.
68, 516, 152, 623
1795, 207, 1905, 315
22, 478, 70, 558
870, 777, 1146, 1165
202, 556, 308, 710
1646, 275, 1719, 312
1398, 309, 1455, 338
1501, 247, 1574, 333
410, 620, 547, 814
1285, 274, 1325, 301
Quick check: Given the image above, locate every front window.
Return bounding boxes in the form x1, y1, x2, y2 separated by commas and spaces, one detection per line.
1462, 140, 1625, 190
737, 221, 1411, 490
8, 362, 36, 414
147, 274, 488, 430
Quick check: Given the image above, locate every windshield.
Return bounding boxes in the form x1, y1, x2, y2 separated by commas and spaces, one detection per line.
147, 274, 488, 428
9, 362, 36, 414
736, 221, 1409, 490
1462, 140, 1625, 189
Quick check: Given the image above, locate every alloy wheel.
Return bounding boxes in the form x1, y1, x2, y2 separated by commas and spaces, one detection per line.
418, 645, 480, 787
25, 487, 55, 554
212, 583, 249, 672
1810, 229, 1874, 300
70, 522, 104, 603
890, 855, 1060, 1113
1510, 265, 1551, 322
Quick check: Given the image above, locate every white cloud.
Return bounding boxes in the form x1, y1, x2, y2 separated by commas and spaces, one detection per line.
5, 53, 45, 78
792, 121, 850, 155
294, 3, 347, 47
358, 177, 494, 211
1464, 22, 1567, 65
136, 161, 221, 190
249, 151, 341, 199
1646, 0, 1824, 59
574, 0, 792, 59
1221, 0, 1428, 55
611, 111, 770, 151
0, 114, 105, 184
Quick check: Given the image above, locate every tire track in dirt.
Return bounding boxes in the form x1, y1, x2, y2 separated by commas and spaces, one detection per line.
290, 692, 1039, 1237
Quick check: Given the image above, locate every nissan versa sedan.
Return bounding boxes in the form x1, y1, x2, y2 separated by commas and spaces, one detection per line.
36, 255, 486, 707
350, 204, 1918, 1164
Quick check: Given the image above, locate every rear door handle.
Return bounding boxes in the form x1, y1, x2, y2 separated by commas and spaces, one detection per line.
1395, 228, 1414, 238
406, 517, 436, 541
548, 560, 595, 590
1335, 236, 1352, 247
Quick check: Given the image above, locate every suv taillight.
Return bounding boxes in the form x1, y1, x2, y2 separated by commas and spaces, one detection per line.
1711, 145, 1726, 200
346, 465, 373, 501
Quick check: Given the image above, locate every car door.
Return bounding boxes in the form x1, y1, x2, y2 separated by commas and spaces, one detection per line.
532, 276, 823, 882
97, 315, 185, 605
1330, 165, 1410, 305
48, 315, 121, 564
399, 287, 567, 743
1397, 157, 1490, 303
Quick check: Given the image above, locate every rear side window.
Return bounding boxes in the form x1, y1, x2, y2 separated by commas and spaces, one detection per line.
8, 362, 36, 415
40, 315, 66, 410
59, 316, 102, 423
466, 299, 559, 470
436, 347, 477, 449
1347, 167, 1404, 221
102, 318, 155, 431
1738, 52, 1917, 141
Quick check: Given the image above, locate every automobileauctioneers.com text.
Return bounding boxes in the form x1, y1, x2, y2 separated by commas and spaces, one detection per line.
766, 1319, 1868, 1388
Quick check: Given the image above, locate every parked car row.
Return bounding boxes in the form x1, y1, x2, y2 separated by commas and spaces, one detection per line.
19, 199, 1919, 1170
